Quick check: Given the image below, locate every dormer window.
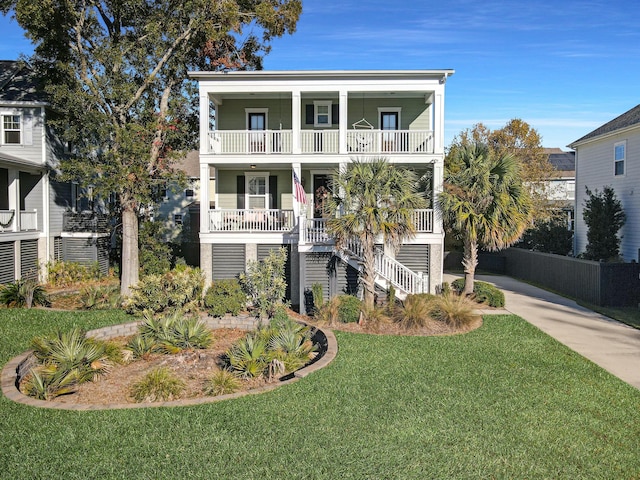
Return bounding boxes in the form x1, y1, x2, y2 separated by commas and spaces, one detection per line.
2, 115, 21, 144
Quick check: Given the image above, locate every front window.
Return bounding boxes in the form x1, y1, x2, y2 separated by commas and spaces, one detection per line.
3, 115, 21, 144
614, 141, 625, 176
314, 101, 332, 127
246, 174, 268, 209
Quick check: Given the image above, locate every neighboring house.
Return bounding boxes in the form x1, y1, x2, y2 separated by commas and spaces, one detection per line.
154, 150, 201, 242
544, 147, 576, 229
569, 104, 640, 262
0, 60, 108, 283
189, 69, 453, 312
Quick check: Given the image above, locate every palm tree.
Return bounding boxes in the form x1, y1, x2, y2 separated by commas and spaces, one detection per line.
327, 157, 426, 310
440, 142, 531, 295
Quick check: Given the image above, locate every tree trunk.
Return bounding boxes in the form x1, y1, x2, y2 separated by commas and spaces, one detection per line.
120, 206, 139, 297
361, 235, 376, 313
461, 236, 478, 296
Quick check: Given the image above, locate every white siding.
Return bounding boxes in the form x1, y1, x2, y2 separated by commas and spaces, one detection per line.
575, 128, 640, 262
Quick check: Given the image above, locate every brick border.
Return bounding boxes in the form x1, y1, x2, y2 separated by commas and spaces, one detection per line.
1, 316, 337, 411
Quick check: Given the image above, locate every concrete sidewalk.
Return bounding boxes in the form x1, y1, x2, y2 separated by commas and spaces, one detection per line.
444, 273, 640, 390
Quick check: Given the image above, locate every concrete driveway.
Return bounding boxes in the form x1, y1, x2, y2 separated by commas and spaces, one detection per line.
444, 273, 640, 390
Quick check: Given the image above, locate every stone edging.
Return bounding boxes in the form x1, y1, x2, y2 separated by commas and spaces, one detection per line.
1, 317, 337, 411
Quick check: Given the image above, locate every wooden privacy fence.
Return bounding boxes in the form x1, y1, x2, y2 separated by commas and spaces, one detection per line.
444, 248, 640, 307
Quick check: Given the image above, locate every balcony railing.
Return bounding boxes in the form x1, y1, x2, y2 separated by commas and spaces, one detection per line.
206, 129, 434, 155
208, 209, 295, 232
208, 130, 293, 154
63, 212, 110, 233
0, 209, 39, 232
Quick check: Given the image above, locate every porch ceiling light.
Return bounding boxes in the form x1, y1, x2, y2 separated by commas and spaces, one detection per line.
250, 164, 256, 169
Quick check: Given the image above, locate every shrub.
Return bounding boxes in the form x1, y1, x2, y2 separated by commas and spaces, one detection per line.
204, 370, 240, 396
429, 293, 480, 329
124, 265, 204, 315
337, 295, 361, 323
79, 284, 122, 310
313, 296, 340, 325
360, 305, 390, 332
22, 328, 111, 400
47, 260, 102, 288
0, 279, 50, 308
130, 367, 185, 402
139, 221, 174, 276
204, 279, 246, 317
451, 279, 505, 308
239, 247, 288, 319
393, 294, 436, 330
311, 282, 324, 314
131, 311, 213, 355
226, 334, 269, 378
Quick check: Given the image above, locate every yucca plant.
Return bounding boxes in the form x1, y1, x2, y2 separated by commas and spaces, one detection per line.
430, 293, 481, 329
226, 334, 269, 378
203, 369, 241, 396
20, 363, 81, 401
0, 279, 50, 308
130, 367, 185, 403
267, 325, 317, 372
135, 311, 212, 354
125, 335, 157, 360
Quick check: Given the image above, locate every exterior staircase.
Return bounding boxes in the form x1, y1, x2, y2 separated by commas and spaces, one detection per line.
337, 240, 429, 299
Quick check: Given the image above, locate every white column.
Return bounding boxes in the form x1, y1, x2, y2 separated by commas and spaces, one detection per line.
434, 91, 445, 154
291, 90, 301, 154
8, 169, 19, 231
199, 163, 210, 234
199, 90, 210, 154
432, 162, 443, 235
339, 90, 348, 154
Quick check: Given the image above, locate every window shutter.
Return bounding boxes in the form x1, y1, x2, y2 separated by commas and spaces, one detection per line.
305, 105, 313, 125
332, 104, 339, 125
23, 114, 33, 146
269, 175, 278, 209
237, 175, 245, 209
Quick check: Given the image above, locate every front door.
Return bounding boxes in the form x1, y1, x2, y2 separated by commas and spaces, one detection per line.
380, 111, 399, 152
313, 174, 331, 219
248, 112, 266, 153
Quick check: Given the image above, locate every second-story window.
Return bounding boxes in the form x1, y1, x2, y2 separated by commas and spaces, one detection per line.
314, 101, 332, 127
614, 141, 625, 176
3, 115, 21, 144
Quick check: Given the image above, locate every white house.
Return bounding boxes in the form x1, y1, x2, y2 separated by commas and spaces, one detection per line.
188, 69, 454, 312
0, 60, 109, 283
569, 104, 640, 262
544, 148, 576, 230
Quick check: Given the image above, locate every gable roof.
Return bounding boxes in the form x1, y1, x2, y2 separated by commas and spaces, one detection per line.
546, 150, 575, 173
0, 60, 43, 104
570, 104, 640, 146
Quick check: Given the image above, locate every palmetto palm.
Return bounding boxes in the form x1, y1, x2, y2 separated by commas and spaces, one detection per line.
327, 158, 426, 309
440, 143, 531, 294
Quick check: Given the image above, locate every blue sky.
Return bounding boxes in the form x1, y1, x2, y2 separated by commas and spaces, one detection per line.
2, 0, 639, 149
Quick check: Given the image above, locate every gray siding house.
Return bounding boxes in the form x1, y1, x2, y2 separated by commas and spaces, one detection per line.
0, 60, 108, 282
569, 104, 640, 262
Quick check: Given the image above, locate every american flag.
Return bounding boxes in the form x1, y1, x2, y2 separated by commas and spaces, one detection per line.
293, 170, 307, 204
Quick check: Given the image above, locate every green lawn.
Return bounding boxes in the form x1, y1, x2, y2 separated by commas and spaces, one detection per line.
1, 309, 639, 479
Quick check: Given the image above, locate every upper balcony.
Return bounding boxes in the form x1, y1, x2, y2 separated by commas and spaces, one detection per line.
207, 129, 434, 156
193, 70, 453, 159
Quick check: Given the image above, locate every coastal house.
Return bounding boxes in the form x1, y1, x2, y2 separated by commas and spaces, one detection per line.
544, 148, 576, 230
569, 104, 640, 262
189, 69, 454, 312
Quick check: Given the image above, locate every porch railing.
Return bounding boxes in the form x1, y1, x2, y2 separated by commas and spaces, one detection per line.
208, 130, 293, 154
20, 210, 38, 231
208, 209, 295, 232
300, 130, 339, 154
206, 129, 433, 155
0, 210, 15, 232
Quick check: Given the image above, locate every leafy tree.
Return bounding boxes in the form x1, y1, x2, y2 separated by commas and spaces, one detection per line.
440, 142, 531, 294
582, 186, 626, 261
0, 0, 302, 296
239, 247, 289, 319
518, 216, 573, 255
326, 158, 426, 310
448, 119, 555, 223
